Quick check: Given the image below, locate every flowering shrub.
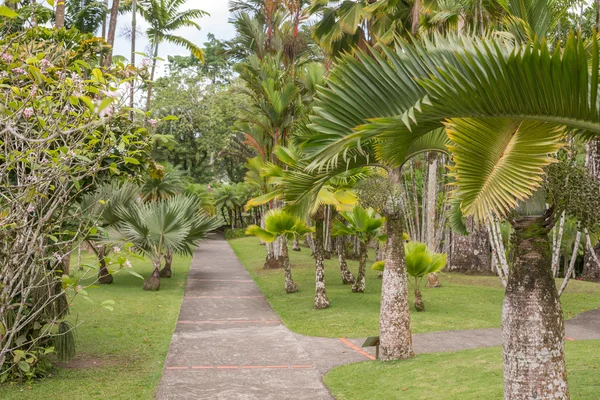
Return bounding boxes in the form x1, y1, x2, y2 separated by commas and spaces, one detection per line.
0, 26, 151, 381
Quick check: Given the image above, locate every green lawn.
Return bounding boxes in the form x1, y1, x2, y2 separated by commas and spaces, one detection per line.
230, 236, 600, 338
0, 253, 191, 400
323, 340, 600, 400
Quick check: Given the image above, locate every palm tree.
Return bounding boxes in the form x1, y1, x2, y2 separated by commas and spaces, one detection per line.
137, 0, 208, 110
141, 164, 186, 202
374, 241, 447, 311
161, 198, 222, 278
246, 209, 314, 293
304, 31, 600, 399
104, 0, 121, 66
80, 182, 140, 284
65, 0, 107, 33
332, 205, 385, 293
116, 195, 219, 290
56, 0, 66, 28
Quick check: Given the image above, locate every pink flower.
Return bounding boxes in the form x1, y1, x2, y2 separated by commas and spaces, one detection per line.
149, 119, 158, 128
41, 157, 49, 164
41, 59, 51, 68
113, 246, 121, 253
0, 71, 8, 79
1, 53, 13, 63
68, 150, 76, 157
125, 260, 132, 268
53, 252, 62, 261
27, 204, 35, 213
141, 58, 151, 67
76, 285, 83, 292
98, 105, 113, 118
23, 108, 34, 119
12, 67, 25, 75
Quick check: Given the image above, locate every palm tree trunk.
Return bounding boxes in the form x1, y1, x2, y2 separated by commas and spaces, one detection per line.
425, 152, 441, 287
336, 236, 354, 284
144, 259, 161, 291
292, 234, 301, 251
352, 241, 367, 293
313, 214, 330, 309
448, 216, 491, 274
160, 251, 173, 278
503, 216, 569, 400
379, 208, 414, 360
55, 1, 66, 29
98, 245, 114, 284
130, 0, 137, 111
281, 236, 298, 293
146, 40, 160, 111
104, 0, 121, 67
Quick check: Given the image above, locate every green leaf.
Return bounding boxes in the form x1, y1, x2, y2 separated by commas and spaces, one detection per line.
123, 157, 140, 165
18, 361, 30, 373
0, 6, 18, 18
125, 269, 144, 280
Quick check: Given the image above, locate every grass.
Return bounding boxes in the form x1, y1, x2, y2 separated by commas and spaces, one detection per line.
0, 252, 191, 400
229, 236, 600, 338
323, 341, 600, 399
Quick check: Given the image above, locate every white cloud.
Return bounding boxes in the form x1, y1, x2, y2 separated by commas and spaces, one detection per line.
112, 1, 235, 76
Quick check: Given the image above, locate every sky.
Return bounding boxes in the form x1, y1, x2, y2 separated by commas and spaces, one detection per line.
112, 1, 235, 76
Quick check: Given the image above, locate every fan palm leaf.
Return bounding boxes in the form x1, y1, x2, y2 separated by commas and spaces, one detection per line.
306, 33, 600, 221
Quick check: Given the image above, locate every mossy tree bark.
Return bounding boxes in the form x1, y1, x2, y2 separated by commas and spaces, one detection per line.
97, 246, 113, 284
280, 236, 298, 293
449, 216, 492, 275
336, 236, 355, 284
313, 212, 330, 309
503, 216, 569, 400
160, 252, 173, 278
352, 242, 367, 293
379, 211, 414, 360
143, 260, 161, 291
292, 234, 301, 251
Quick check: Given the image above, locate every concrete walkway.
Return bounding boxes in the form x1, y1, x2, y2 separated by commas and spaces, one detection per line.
156, 235, 600, 399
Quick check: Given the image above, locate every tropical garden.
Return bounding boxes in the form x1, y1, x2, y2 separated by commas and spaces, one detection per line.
1, 0, 600, 399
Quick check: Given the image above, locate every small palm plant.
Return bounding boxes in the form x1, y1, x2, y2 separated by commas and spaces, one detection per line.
116, 195, 220, 291
374, 241, 447, 311
246, 210, 314, 293
332, 205, 386, 293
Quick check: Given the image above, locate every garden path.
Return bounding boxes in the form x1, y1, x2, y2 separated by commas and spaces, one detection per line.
156, 235, 600, 399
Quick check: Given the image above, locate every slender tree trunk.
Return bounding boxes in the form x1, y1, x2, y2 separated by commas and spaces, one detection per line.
352, 242, 367, 293
558, 229, 582, 296
292, 234, 301, 251
413, 287, 425, 312
449, 216, 491, 274
281, 236, 298, 293
102, 0, 108, 39
160, 251, 173, 278
146, 40, 160, 111
583, 139, 600, 281
552, 211, 566, 276
104, 0, 121, 67
130, 0, 137, 111
313, 213, 330, 309
55, 1, 66, 29
336, 236, 355, 284
98, 246, 113, 284
425, 153, 441, 287
379, 207, 414, 360
143, 259, 161, 291
503, 216, 569, 400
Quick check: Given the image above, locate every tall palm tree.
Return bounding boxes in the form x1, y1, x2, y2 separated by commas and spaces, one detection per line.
80, 182, 140, 284
56, 0, 66, 28
137, 0, 208, 110
104, 0, 121, 66
304, 32, 600, 399
332, 205, 385, 293
246, 209, 314, 293
116, 195, 220, 290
